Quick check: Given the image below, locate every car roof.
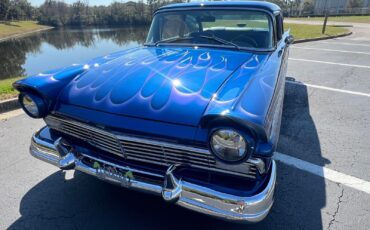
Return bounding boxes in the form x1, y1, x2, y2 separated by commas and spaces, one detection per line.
157, 1, 281, 13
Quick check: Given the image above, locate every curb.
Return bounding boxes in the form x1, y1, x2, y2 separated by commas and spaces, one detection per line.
293, 32, 352, 44
0, 98, 19, 113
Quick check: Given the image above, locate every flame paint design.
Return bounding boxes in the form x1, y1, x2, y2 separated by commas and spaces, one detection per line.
58, 47, 257, 126
14, 44, 285, 143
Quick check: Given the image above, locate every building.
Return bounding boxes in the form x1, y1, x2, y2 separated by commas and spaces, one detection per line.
313, 0, 370, 15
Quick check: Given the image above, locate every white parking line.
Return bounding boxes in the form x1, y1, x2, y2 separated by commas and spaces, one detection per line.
337, 38, 370, 42
293, 46, 370, 55
289, 58, 370, 69
286, 80, 370, 98
274, 152, 370, 195
318, 41, 370, 47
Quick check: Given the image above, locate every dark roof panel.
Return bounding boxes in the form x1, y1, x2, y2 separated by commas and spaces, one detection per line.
158, 1, 281, 13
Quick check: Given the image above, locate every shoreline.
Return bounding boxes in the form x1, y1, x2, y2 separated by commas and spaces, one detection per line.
0, 26, 54, 43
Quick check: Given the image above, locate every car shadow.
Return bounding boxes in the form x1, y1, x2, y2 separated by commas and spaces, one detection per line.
267, 78, 329, 229
9, 79, 328, 230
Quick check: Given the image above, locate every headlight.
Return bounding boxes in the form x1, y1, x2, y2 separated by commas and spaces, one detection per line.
19, 93, 47, 118
210, 129, 248, 162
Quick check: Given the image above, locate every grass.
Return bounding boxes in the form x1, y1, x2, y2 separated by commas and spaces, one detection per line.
285, 23, 349, 40
203, 20, 269, 29
0, 77, 22, 100
0, 21, 50, 39
289, 15, 370, 24
202, 20, 349, 40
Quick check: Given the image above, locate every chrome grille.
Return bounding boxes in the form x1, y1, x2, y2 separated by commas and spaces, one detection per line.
120, 138, 214, 168
45, 115, 257, 178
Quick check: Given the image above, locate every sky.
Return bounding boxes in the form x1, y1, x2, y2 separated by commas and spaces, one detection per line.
29, 0, 119, 6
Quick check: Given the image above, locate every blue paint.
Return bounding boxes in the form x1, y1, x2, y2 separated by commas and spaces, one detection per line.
57, 47, 255, 126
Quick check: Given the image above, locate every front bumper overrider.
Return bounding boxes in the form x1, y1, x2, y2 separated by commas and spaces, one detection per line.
30, 127, 276, 223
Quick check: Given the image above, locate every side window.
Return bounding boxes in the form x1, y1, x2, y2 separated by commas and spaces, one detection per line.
275, 14, 283, 42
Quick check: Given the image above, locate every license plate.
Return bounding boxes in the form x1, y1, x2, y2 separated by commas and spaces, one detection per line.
96, 165, 132, 188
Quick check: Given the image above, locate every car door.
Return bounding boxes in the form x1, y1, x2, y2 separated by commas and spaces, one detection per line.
266, 13, 291, 148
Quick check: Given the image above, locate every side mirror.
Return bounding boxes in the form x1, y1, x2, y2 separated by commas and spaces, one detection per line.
285, 35, 294, 45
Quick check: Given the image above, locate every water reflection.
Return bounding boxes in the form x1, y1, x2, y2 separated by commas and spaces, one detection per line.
0, 27, 148, 80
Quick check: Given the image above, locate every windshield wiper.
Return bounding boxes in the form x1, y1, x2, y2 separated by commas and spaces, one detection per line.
199, 35, 240, 50
154, 36, 194, 46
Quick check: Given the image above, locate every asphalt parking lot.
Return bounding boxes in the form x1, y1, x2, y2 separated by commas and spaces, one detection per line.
1, 28, 370, 230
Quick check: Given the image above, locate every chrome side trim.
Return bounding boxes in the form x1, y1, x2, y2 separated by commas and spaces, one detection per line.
30, 131, 276, 223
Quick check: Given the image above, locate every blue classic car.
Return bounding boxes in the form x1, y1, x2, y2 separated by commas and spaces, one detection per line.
14, 1, 292, 223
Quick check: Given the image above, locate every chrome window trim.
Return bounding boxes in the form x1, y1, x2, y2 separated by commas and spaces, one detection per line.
150, 6, 277, 51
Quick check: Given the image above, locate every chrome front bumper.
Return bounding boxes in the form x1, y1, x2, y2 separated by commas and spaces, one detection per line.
30, 129, 276, 223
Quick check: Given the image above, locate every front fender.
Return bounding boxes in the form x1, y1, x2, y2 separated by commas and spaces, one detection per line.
199, 49, 283, 158
13, 47, 142, 109
13, 64, 86, 108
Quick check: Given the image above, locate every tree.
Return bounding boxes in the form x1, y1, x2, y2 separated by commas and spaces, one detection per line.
0, 0, 11, 20
70, 1, 90, 26
348, 0, 363, 8
6, 0, 33, 20
1, 0, 191, 26
303, 0, 314, 15
38, 0, 66, 26
55, 1, 69, 25
269, 0, 288, 13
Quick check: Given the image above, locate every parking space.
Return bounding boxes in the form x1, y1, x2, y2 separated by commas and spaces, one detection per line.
290, 49, 370, 67
287, 62, 370, 94
279, 83, 370, 181
1, 29, 370, 229
277, 29, 370, 228
292, 41, 370, 53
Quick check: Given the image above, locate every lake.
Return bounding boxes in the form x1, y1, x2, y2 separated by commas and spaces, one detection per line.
0, 27, 148, 80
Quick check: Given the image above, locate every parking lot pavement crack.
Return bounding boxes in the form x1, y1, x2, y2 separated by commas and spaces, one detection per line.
327, 186, 345, 230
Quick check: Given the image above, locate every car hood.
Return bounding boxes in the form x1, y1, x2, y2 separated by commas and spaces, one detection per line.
57, 47, 261, 126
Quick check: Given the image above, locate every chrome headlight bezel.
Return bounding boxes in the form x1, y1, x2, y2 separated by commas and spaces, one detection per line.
19, 93, 47, 118
209, 128, 254, 163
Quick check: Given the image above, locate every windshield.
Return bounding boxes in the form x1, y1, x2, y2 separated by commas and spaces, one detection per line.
146, 9, 273, 50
